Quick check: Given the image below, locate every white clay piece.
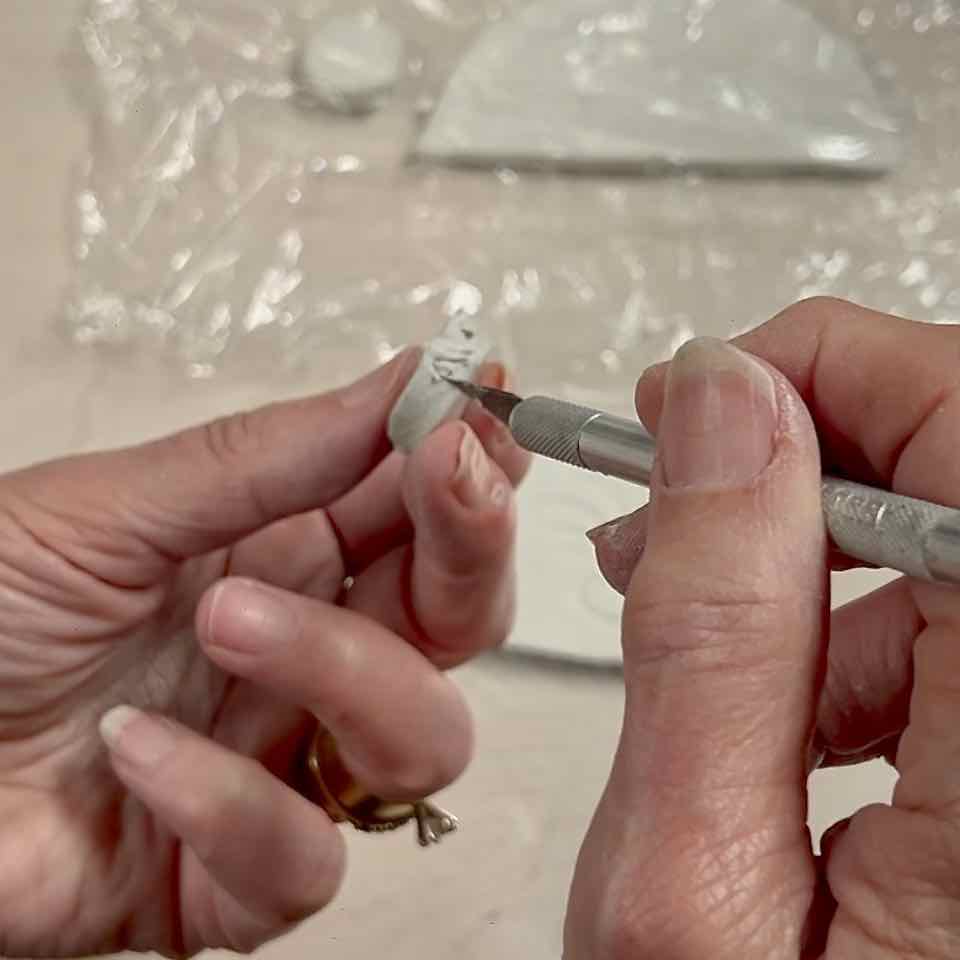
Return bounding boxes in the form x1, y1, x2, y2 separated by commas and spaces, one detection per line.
388, 315, 493, 453
417, 0, 904, 175
296, 13, 404, 116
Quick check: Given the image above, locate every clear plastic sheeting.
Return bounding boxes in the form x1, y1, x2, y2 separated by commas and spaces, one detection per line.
64, 0, 960, 414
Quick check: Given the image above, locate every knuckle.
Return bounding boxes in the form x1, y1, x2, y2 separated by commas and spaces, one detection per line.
199, 410, 264, 468
772, 295, 846, 330
413, 557, 517, 664
625, 592, 785, 668
828, 805, 960, 959
191, 411, 272, 522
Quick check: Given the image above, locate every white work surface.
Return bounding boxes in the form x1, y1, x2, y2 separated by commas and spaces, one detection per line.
1, 3, 897, 957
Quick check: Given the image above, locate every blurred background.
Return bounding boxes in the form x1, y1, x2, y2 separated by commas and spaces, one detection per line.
3, 1, 955, 955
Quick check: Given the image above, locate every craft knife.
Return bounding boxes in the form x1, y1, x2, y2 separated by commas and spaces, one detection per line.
447, 378, 960, 586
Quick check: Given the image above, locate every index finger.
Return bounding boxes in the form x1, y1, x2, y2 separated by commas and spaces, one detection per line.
636, 298, 960, 507
3, 351, 420, 575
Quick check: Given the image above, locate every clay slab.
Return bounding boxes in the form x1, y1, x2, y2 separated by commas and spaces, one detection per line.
388, 315, 493, 453
418, 0, 904, 174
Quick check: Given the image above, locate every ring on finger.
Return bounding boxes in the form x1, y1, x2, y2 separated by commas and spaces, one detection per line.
303, 726, 459, 847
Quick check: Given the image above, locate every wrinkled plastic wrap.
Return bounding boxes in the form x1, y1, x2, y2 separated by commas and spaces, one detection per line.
64, 0, 960, 416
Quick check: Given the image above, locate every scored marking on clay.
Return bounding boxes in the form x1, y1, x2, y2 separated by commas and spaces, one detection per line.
388, 315, 493, 453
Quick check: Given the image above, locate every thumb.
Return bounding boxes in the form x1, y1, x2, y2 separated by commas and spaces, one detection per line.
568, 339, 827, 959
10, 350, 419, 568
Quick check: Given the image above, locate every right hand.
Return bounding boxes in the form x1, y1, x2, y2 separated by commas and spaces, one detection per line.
569, 299, 960, 958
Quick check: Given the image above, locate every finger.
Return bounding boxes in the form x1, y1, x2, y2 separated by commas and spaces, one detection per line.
7, 351, 420, 580
824, 607, 960, 957
587, 507, 867, 597
196, 578, 472, 799
326, 454, 412, 574
803, 852, 838, 958
628, 299, 947, 766
221, 361, 528, 597
207, 419, 517, 772
225, 509, 347, 600
326, 361, 529, 575
636, 298, 960, 503
629, 305, 960, 956
222, 452, 415, 601
585, 509, 920, 766
99, 706, 344, 953
346, 421, 517, 668
815, 577, 919, 766
586, 506, 648, 594
234, 362, 529, 589
228, 452, 413, 596
569, 339, 826, 958
462, 362, 532, 487
801, 821, 854, 957
583, 511, 920, 765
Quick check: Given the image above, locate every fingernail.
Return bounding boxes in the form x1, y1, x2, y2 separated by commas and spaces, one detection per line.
485, 416, 517, 460
477, 361, 507, 390
639, 359, 668, 383
475, 364, 517, 453
587, 510, 647, 594
339, 348, 420, 408
205, 579, 296, 654
586, 512, 637, 548
453, 428, 501, 509
100, 705, 176, 769
660, 338, 777, 489
585, 525, 605, 545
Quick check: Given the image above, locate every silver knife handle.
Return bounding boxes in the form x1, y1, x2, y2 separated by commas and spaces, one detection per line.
508, 397, 605, 468
509, 397, 658, 484
821, 478, 960, 583
509, 396, 960, 587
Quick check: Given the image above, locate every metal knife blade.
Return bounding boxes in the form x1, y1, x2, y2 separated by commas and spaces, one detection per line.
445, 378, 523, 425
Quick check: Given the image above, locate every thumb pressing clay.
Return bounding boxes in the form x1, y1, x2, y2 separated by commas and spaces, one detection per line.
388, 315, 493, 453
295, 13, 404, 116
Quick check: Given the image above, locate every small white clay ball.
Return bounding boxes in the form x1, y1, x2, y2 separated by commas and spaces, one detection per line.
296, 13, 404, 116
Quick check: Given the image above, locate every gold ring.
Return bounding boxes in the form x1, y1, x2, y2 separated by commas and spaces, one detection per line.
304, 727, 458, 847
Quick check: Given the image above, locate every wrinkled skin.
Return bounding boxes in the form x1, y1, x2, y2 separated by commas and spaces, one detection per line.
568, 300, 960, 959
0, 352, 529, 957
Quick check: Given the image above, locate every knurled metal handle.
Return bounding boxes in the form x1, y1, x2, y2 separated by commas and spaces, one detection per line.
507, 397, 960, 586
821, 477, 960, 583
508, 397, 600, 469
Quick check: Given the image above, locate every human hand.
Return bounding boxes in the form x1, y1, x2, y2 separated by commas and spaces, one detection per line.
566, 299, 960, 958
0, 351, 528, 957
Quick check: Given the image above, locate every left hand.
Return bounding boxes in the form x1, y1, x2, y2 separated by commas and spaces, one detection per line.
0, 350, 528, 956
